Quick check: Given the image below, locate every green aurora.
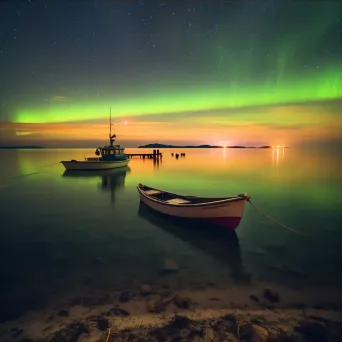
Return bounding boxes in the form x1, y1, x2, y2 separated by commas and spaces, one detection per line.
1, 1, 340, 125
15, 66, 342, 124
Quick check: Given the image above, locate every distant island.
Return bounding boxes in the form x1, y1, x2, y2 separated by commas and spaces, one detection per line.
0, 146, 43, 149
139, 143, 273, 149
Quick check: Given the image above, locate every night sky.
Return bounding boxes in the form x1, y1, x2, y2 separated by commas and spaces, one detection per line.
0, 1, 341, 147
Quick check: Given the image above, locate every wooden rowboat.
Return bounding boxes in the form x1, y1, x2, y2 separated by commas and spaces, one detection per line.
137, 184, 251, 230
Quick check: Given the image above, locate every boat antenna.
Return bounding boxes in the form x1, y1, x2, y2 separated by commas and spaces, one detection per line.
109, 106, 112, 140
109, 106, 116, 147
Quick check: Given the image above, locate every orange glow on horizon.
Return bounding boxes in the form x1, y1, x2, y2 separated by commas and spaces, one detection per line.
2, 102, 341, 147
2, 120, 340, 147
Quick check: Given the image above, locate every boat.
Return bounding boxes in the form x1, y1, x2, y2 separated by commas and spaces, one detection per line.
61, 107, 130, 171
137, 184, 251, 230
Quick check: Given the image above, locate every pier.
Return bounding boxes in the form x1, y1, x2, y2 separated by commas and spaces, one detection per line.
126, 149, 162, 159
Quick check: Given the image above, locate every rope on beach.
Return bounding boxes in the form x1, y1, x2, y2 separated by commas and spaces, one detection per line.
105, 328, 111, 342
247, 199, 306, 236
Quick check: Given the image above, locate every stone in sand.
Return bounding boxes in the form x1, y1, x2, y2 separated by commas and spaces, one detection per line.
171, 315, 193, 329
222, 314, 238, 331
174, 293, 191, 309
295, 318, 327, 342
263, 288, 280, 303
48, 322, 89, 342
209, 297, 220, 301
239, 323, 253, 340
57, 309, 69, 317
251, 324, 269, 342
106, 307, 130, 316
140, 284, 152, 295
119, 291, 131, 302
146, 299, 164, 313
161, 258, 179, 273
96, 316, 109, 331
249, 294, 260, 302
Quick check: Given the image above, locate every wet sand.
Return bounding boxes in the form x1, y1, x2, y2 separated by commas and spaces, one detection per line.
1, 280, 341, 342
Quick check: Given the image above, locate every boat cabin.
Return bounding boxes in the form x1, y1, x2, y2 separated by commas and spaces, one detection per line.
86, 123, 129, 162
95, 145, 127, 161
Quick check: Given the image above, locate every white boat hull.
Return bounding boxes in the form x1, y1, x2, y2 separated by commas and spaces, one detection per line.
61, 159, 130, 171
137, 186, 249, 230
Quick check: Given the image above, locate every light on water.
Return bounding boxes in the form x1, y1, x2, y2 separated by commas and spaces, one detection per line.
0, 147, 341, 323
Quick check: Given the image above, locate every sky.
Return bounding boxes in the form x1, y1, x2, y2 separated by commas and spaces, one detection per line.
0, 0, 341, 147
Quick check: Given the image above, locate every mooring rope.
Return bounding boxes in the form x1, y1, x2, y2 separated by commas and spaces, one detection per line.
247, 199, 306, 236
12, 172, 41, 179
40, 161, 62, 168
3, 162, 62, 183
14, 162, 62, 178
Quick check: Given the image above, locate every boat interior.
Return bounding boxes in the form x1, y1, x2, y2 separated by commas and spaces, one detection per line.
138, 184, 240, 204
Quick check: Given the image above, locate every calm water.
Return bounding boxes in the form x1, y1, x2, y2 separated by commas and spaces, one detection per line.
0, 147, 341, 322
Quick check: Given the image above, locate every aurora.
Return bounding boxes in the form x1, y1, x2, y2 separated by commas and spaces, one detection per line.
14, 66, 342, 124
0, 1, 341, 145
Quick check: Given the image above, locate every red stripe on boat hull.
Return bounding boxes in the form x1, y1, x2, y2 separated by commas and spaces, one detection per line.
205, 217, 242, 230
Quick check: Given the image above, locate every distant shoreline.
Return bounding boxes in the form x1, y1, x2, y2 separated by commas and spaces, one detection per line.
139, 144, 277, 149
0, 145, 290, 149
0, 146, 43, 149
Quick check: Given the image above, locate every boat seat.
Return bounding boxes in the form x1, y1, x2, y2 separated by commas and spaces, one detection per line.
165, 198, 191, 205
144, 189, 162, 195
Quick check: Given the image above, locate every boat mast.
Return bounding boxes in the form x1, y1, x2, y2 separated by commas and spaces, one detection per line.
109, 106, 113, 147
109, 106, 111, 142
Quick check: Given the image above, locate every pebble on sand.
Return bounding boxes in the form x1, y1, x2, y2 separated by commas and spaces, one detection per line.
146, 298, 164, 313
160, 258, 179, 274
140, 284, 152, 296
263, 288, 280, 303
119, 291, 131, 303
174, 293, 191, 309
251, 324, 269, 342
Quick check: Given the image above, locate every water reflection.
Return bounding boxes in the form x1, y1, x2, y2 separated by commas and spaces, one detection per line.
222, 147, 228, 161
138, 202, 249, 283
153, 156, 161, 170
62, 167, 130, 202
272, 146, 285, 167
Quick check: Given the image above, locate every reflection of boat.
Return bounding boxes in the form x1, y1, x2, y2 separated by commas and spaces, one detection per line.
61, 107, 130, 171
137, 184, 251, 230
138, 202, 246, 282
63, 167, 130, 202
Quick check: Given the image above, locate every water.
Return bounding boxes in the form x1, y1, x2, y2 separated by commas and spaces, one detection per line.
0, 147, 341, 322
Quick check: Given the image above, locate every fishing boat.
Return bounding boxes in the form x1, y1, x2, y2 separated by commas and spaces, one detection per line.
61, 108, 130, 171
137, 184, 251, 230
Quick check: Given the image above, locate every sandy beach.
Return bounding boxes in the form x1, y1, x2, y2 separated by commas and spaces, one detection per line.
1, 277, 341, 342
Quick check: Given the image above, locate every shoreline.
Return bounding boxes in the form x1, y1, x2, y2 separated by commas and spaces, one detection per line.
1, 283, 341, 342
